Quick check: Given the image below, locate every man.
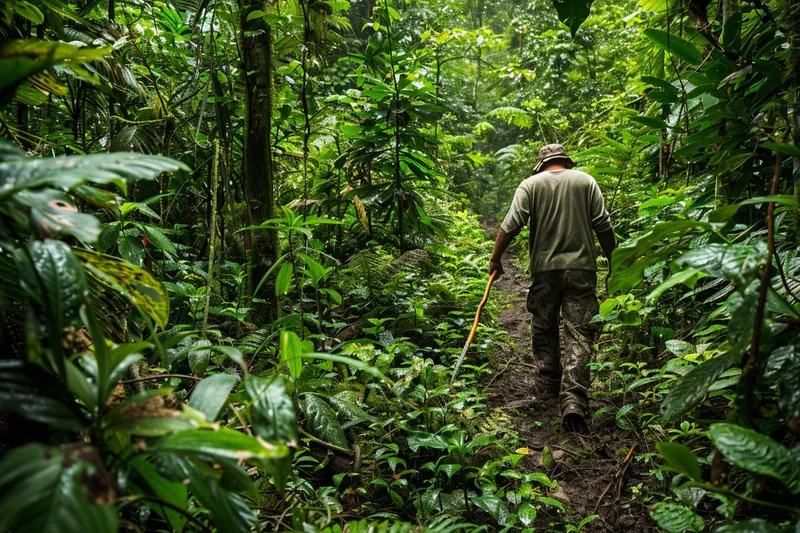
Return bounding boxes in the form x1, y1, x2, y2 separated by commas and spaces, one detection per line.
490, 144, 616, 432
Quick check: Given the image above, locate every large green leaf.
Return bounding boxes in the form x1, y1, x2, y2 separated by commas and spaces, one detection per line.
764, 345, 800, 419
661, 352, 740, 423
0, 143, 188, 200
188, 469, 257, 533
709, 423, 800, 493
643, 29, 703, 65
726, 284, 760, 356
472, 493, 511, 525
650, 502, 704, 532
657, 441, 702, 481
245, 374, 296, 492
0, 360, 87, 430
14, 189, 100, 244
0, 444, 117, 533
0, 40, 110, 104
714, 519, 782, 533
407, 433, 449, 451
630, 115, 670, 129
75, 249, 170, 329
128, 455, 188, 532
189, 373, 239, 422
674, 243, 766, 284
245, 374, 298, 443
551, 0, 596, 37
18, 239, 87, 325
610, 220, 712, 293
299, 393, 348, 448
275, 262, 293, 296
280, 329, 304, 380
155, 427, 290, 463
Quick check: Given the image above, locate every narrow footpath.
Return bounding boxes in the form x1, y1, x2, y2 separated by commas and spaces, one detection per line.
484, 233, 656, 532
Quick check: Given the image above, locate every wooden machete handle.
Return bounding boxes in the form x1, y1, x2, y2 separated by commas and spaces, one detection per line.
465, 270, 498, 346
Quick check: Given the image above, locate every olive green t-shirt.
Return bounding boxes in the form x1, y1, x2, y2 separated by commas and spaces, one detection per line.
500, 169, 612, 275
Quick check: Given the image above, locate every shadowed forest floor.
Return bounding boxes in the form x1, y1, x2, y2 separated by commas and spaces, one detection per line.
483, 230, 658, 532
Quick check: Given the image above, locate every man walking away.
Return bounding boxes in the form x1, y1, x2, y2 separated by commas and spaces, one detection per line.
489, 144, 616, 432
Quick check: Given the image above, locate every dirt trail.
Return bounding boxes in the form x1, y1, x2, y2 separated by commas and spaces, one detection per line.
484, 235, 655, 532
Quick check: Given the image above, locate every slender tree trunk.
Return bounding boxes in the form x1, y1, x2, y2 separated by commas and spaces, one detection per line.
204, 141, 220, 331
239, 0, 277, 322
784, 0, 800, 239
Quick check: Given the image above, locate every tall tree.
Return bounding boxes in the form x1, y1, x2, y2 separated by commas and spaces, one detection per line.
239, 0, 277, 320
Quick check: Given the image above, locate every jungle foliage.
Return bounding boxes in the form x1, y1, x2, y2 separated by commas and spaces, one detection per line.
0, 0, 799, 532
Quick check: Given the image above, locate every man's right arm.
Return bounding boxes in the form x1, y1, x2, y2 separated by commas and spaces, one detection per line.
492, 184, 529, 277
490, 228, 519, 276
596, 229, 616, 270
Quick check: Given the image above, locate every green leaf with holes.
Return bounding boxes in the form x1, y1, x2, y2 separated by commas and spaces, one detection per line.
74, 249, 169, 328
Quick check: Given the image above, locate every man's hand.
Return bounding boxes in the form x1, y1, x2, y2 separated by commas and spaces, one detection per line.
490, 228, 517, 279
489, 257, 504, 277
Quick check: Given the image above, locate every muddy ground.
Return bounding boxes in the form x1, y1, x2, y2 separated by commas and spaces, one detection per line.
484, 238, 658, 532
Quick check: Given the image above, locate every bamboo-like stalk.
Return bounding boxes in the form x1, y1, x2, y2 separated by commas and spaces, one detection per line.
203, 140, 220, 331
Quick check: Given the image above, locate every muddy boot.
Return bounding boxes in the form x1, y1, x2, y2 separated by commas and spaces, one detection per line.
531, 379, 559, 403
561, 404, 588, 433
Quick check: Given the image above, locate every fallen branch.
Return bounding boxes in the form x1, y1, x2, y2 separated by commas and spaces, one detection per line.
594, 443, 636, 513
120, 373, 203, 384
299, 428, 354, 457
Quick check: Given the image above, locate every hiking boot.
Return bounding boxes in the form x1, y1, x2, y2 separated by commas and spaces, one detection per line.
532, 381, 559, 402
561, 404, 588, 433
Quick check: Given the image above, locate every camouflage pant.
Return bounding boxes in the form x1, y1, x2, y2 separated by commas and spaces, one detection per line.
526, 270, 600, 415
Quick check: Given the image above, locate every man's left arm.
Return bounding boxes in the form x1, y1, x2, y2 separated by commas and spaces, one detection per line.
589, 180, 616, 270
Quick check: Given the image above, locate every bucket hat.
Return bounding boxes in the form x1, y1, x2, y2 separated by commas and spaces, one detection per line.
533, 143, 576, 173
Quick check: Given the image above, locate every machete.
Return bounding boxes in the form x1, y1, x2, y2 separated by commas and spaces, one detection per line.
451, 270, 498, 383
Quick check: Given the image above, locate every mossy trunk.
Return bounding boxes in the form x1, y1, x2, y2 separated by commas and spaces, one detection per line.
239, 0, 277, 323
784, 0, 800, 240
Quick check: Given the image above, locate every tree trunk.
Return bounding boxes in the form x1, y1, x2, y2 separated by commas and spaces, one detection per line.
783, 0, 800, 240
239, 0, 277, 322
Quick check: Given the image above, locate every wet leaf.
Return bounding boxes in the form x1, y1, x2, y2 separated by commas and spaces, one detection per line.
75, 249, 169, 328
189, 374, 239, 422
714, 519, 782, 533
674, 243, 766, 284
0, 360, 88, 430
156, 427, 290, 463
657, 441, 702, 481
661, 352, 740, 423
551, 0, 596, 36
188, 469, 257, 533
299, 393, 348, 448
709, 423, 800, 493
644, 29, 702, 65
0, 444, 118, 533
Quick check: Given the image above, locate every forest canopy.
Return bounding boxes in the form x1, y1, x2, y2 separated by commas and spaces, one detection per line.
1, 0, 800, 532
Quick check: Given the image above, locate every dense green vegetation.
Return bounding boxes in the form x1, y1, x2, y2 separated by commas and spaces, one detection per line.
1, 0, 800, 531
